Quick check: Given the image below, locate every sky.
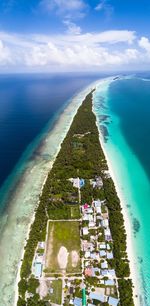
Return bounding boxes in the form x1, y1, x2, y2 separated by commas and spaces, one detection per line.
0, 0, 150, 72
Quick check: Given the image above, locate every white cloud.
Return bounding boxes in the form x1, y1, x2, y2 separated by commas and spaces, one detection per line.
39, 0, 87, 18
0, 30, 149, 71
0, 39, 13, 65
63, 20, 81, 35
95, 0, 113, 19
139, 36, 150, 53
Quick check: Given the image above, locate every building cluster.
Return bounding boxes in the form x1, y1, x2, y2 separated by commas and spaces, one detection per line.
80, 198, 119, 306
31, 177, 119, 306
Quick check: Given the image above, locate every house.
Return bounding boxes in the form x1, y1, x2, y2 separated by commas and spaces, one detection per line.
101, 269, 109, 277
85, 267, 93, 277
99, 250, 106, 257
70, 287, 74, 294
94, 200, 101, 208
95, 176, 103, 188
89, 221, 95, 228
82, 214, 89, 221
84, 260, 90, 267
90, 235, 96, 241
34, 262, 42, 278
90, 179, 97, 188
89, 292, 106, 303
83, 227, 89, 236
108, 296, 119, 306
90, 252, 99, 260
88, 214, 94, 222
82, 241, 94, 252
99, 243, 106, 249
105, 279, 115, 286
101, 219, 109, 228
99, 280, 105, 285
79, 179, 85, 188
96, 206, 101, 214
85, 251, 91, 258
90, 177, 103, 189
96, 215, 102, 220
74, 297, 82, 306
37, 253, 43, 262
107, 251, 114, 259
108, 269, 116, 277
101, 261, 108, 269
69, 178, 80, 189
38, 242, 45, 249
104, 228, 112, 241
107, 243, 111, 250
87, 208, 93, 214
92, 267, 100, 276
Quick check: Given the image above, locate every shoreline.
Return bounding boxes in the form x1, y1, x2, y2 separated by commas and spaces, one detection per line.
14, 80, 103, 306
94, 110, 140, 306
15, 77, 138, 305
14, 172, 49, 306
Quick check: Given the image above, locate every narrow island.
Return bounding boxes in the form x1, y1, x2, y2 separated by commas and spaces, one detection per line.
17, 90, 134, 306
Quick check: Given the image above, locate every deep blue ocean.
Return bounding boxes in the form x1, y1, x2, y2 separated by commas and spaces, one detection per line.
0, 73, 100, 190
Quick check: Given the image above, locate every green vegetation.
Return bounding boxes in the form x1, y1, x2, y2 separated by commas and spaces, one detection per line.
45, 221, 81, 273
48, 279, 62, 305
18, 90, 134, 305
118, 279, 134, 306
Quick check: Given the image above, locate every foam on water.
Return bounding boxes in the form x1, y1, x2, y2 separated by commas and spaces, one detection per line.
0, 79, 105, 306
93, 77, 150, 305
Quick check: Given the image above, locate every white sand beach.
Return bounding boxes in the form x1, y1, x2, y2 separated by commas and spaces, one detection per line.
93, 80, 141, 305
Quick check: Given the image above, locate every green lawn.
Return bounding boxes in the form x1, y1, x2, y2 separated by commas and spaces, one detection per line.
70, 206, 80, 218
49, 279, 62, 305
45, 221, 81, 274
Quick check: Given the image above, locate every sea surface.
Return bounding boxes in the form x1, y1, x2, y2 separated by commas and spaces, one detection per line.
93, 74, 150, 306
1, 73, 150, 306
0, 73, 102, 305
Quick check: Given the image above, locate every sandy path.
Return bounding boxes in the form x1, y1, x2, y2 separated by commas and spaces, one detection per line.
45, 225, 54, 268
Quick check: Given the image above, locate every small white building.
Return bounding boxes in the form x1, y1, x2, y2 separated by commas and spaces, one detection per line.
107, 251, 114, 259
89, 221, 95, 228
99, 250, 106, 257
104, 228, 112, 241
101, 219, 109, 228
101, 261, 108, 269
99, 243, 106, 250
83, 227, 89, 236
94, 200, 101, 207
85, 251, 91, 258
96, 206, 101, 214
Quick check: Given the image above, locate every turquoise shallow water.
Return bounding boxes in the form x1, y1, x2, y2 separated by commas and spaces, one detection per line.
93, 76, 150, 305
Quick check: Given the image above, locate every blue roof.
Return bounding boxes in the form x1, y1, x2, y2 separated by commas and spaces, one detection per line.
35, 262, 42, 278
74, 297, 82, 306
105, 279, 115, 286
99, 250, 106, 257
108, 296, 119, 306
107, 251, 113, 259
89, 292, 105, 302
80, 179, 85, 188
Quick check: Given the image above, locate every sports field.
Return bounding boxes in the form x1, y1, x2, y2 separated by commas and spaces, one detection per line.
45, 221, 81, 274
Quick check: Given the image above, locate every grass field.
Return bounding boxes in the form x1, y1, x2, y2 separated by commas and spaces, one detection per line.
49, 280, 62, 304
45, 221, 81, 274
